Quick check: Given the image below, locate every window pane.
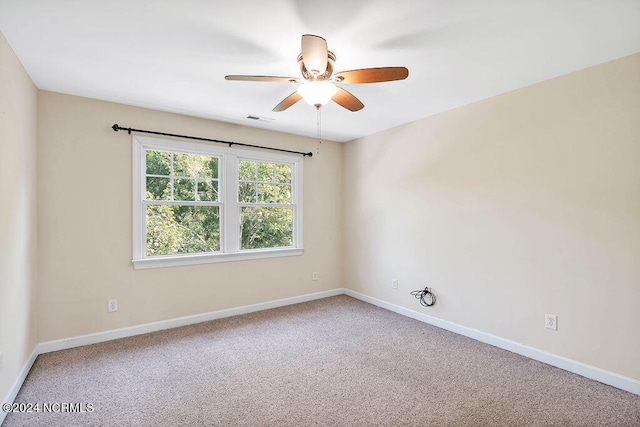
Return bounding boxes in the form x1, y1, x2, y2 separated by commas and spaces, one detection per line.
240, 206, 293, 250
239, 182, 256, 203
276, 163, 292, 184
257, 183, 275, 203
197, 156, 218, 179
174, 153, 196, 177
146, 177, 170, 200
197, 180, 218, 202
238, 160, 256, 181
174, 178, 195, 201
146, 205, 220, 256
257, 162, 275, 182
276, 184, 292, 204
146, 151, 170, 176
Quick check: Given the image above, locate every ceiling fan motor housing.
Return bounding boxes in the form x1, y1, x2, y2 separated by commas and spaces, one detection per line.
298, 51, 336, 81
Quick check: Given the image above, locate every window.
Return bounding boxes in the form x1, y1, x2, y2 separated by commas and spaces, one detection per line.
238, 159, 294, 250
132, 136, 303, 269
145, 151, 221, 256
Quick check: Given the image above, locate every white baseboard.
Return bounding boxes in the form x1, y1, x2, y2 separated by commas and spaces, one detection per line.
3, 285, 638, 420
38, 289, 343, 354
343, 289, 640, 396
0, 347, 38, 425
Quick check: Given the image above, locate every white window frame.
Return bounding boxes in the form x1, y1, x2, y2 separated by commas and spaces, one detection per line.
132, 135, 303, 269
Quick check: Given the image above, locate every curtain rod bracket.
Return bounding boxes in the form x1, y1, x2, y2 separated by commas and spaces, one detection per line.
111, 123, 313, 157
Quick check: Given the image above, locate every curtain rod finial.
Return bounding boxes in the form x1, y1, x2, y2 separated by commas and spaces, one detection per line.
112, 124, 120, 132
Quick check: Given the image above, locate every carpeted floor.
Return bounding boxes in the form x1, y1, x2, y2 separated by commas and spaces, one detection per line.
4, 295, 640, 426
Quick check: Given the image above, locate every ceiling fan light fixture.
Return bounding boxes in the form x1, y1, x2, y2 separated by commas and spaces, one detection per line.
297, 81, 337, 108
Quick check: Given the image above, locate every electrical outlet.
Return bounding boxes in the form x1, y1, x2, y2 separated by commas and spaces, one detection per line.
545, 313, 558, 330
312, 272, 318, 281
108, 299, 118, 313
392, 279, 399, 289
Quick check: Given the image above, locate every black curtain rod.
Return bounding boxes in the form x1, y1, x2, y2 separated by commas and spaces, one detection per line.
112, 124, 313, 157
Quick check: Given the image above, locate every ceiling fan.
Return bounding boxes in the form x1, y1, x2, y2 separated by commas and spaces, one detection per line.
225, 34, 409, 112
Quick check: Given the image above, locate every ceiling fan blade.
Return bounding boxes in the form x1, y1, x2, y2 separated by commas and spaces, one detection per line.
332, 87, 364, 112
301, 34, 328, 76
273, 91, 303, 112
225, 75, 300, 83
333, 67, 409, 84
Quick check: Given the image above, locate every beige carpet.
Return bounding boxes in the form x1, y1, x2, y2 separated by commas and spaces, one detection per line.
4, 295, 640, 426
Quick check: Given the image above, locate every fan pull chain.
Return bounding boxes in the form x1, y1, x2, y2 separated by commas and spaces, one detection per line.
316, 106, 322, 155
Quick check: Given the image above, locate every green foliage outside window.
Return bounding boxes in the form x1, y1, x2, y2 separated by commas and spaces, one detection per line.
144, 151, 295, 256
146, 204, 220, 255
240, 206, 293, 250
145, 150, 220, 256
238, 160, 294, 250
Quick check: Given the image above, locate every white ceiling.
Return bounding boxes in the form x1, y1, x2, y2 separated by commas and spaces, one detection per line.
1, 0, 639, 142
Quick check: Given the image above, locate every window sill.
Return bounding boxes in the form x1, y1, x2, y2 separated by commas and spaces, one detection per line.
132, 248, 304, 270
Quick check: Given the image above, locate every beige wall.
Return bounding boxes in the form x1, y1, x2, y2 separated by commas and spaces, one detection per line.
0, 33, 38, 399
343, 53, 640, 380
36, 92, 342, 341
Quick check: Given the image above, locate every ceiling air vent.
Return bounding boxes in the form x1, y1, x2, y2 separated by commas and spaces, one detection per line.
246, 114, 275, 123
